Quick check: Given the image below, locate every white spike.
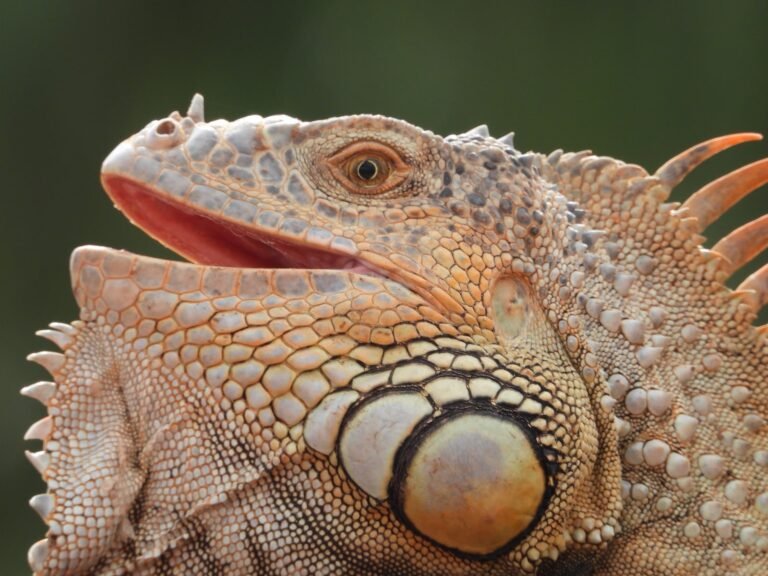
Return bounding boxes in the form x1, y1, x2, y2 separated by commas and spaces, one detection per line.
27, 351, 65, 375
25, 450, 50, 475
499, 131, 516, 147
463, 124, 490, 138
636, 346, 664, 369
187, 93, 205, 123
20, 382, 56, 404
29, 494, 54, 520
35, 329, 73, 350
24, 417, 52, 441
27, 538, 49, 572
49, 322, 76, 335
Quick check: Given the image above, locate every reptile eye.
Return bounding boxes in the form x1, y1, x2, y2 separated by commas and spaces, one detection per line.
328, 142, 410, 195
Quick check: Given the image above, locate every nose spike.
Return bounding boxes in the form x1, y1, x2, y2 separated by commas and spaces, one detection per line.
187, 93, 205, 123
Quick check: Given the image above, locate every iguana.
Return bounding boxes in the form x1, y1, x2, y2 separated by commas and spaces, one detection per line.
23, 94, 768, 575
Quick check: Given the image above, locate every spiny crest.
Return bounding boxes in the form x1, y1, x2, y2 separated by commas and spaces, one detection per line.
542, 133, 767, 573
449, 123, 518, 152
656, 133, 768, 319
547, 132, 768, 326
21, 323, 73, 572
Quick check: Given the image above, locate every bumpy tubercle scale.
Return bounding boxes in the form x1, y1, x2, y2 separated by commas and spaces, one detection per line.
22, 95, 766, 575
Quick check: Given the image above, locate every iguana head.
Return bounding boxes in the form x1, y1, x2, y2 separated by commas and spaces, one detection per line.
24, 94, 767, 575
101, 94, 584, 341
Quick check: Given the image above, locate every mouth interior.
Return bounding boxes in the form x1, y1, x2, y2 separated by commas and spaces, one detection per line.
103, 175, 373, 273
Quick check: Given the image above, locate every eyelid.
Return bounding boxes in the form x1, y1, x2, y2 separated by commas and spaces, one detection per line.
330, 141, 405, 165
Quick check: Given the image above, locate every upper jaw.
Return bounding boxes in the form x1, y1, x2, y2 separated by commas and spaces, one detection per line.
99, 94, 384, 278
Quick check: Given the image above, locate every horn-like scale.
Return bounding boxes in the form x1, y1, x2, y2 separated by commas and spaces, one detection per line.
653, 132, 768, 312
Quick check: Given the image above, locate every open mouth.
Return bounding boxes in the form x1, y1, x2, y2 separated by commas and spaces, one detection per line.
96, 94, 452, 316
101, 174, 381, 277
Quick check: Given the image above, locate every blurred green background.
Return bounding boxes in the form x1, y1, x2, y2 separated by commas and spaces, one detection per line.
1, 2, 766, 573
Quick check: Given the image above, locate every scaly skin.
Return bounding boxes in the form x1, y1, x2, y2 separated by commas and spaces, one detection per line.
23, 95, 768, 575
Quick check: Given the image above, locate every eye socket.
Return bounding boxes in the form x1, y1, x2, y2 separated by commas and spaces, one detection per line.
327, 142, 410, 195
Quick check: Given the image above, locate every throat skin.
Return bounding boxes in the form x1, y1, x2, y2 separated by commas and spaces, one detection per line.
21, 96, 768, 575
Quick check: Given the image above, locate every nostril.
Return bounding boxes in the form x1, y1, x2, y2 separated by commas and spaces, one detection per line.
155, 119, 178, 136
146, 118, 183, 149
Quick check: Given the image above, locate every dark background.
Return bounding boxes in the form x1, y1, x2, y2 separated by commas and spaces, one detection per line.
2, 2, 766, 573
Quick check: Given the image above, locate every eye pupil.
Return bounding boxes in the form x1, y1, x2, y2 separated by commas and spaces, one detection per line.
356, 159, 378, 181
